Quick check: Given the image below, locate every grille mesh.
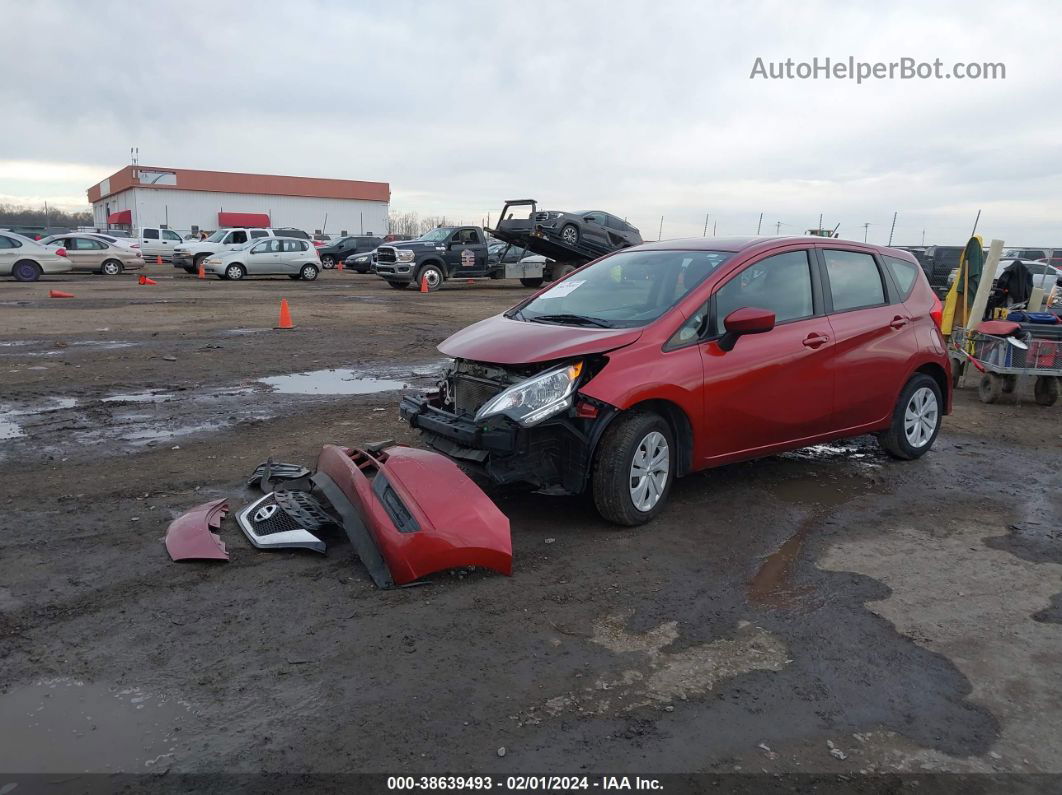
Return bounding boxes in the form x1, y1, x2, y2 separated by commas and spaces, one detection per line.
454, 377, 501, 416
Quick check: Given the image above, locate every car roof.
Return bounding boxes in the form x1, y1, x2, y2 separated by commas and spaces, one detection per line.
634, 235, 908, 256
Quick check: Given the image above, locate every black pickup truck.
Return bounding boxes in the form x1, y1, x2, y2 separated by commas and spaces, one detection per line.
375, 224, 557, 291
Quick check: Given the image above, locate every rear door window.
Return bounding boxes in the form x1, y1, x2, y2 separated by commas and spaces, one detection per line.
714, 250, 814, 333
883, 255, 919, 298
229, 230, 248, 245
0, 235, 21, 249
822, 249, 886, 312
250, 230, 269, 239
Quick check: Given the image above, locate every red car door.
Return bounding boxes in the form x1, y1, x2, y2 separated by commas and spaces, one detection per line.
817, 247, 918, 430
699, 248, 836, 462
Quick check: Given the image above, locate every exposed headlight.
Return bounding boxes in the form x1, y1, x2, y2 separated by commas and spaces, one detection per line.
475, 361, 583, 427
396, 249, 416, 262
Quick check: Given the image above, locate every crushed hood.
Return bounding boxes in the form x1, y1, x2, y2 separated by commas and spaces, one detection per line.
438, 314, 642, 365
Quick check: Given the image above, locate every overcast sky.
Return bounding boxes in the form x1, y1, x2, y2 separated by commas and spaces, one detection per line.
2, 0, 1059, 245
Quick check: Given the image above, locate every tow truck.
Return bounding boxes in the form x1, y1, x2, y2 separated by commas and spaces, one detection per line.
375, 199, 629, 292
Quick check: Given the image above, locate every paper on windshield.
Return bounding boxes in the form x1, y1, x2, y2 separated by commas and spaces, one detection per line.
539, 280, 585, 299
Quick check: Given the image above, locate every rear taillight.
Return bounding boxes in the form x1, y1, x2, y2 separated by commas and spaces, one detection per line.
56, 247, 67, 258
929, 294, 943, 329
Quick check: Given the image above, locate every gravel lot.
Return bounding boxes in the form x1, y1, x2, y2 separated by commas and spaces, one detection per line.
1, 264, 1059, 782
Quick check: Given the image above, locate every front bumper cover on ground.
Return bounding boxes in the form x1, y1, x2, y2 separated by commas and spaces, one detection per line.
312, 444, 512, 587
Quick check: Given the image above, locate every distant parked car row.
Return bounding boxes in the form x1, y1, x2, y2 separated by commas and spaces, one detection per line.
0, 230, 146, 280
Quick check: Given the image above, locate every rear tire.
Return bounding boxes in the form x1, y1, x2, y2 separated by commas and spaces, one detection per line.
877, 374, 943, 459
1034, 376, 1059, 406
12, 260, 43, 282
100, 259, 123, 276
321, 255, 336, 269
978, 373, 1003, 404
520, 277, 544, 288
591, 410, 675, 526
387, 281, 410, 289
549, 263, 577, 282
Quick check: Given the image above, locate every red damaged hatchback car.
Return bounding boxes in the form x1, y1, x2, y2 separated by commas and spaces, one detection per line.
401, 237, 951, 525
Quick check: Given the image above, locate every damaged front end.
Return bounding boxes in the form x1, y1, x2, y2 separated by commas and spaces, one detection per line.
400, 358, 615, 494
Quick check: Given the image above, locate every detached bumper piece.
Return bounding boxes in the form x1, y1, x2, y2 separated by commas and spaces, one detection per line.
247, 458, 312, 493
313, 444, 512, 588
165, 499, 230, 562
236, 490, 331, 553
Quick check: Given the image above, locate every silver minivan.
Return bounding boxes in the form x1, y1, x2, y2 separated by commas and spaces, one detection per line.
203, 237, 322, 281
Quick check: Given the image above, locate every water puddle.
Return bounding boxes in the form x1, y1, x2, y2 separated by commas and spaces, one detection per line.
259, 369, 410, 395
0, 398, 79, 441
0, 417, 22, 440
747, 475, 856, 609
122, 422, 226, 445
102, 391, 176, 404
0, 678, 192, 773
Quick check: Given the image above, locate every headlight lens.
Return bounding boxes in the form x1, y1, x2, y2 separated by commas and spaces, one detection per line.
396, 249, 416, 262
475, 361, 583, 427
205, 257, 222, 265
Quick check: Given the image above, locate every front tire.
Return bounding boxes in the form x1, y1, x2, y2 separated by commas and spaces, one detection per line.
300, 264, 319, 281
12, 260, 43, 282
224, 264, 246, 281
182, 266, 196, 274
591, 411, 675, 526
877, 374, 943, 459
417, 264, 444, 292
100, 259, 123, 276
520, 277, 544, 288
387, 280, 410, 289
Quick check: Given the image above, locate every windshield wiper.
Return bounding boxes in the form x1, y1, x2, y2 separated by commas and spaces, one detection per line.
529, 313, 614, 328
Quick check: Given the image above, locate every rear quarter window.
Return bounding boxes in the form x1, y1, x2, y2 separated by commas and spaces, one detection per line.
883, 255, 920, 298
823, 249, 886, 312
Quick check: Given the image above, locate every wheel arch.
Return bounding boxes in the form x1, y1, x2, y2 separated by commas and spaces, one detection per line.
912, 360, 951, 414
587, 398, 694, 481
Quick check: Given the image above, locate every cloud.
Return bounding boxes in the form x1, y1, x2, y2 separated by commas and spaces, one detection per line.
1, 0, 1060, 244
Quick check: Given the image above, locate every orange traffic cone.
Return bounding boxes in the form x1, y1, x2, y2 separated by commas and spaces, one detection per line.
336, 258, 344, 271
197, 262, 206, 280
139, 275, 158, 285
49, 290, 74, 298
156, 255, 163, 265
275, 299, 294, 330
419, 275, 429, 293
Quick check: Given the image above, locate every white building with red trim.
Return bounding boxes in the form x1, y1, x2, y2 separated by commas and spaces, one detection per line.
87, 166, 390, 236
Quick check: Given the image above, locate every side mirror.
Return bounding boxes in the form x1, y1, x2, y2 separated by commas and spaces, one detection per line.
717, 307, 775, 352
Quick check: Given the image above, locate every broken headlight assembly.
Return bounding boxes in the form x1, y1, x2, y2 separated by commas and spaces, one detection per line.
474, 361, 583, 427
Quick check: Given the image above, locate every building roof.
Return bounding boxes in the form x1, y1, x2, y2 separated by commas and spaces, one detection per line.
87, 166, 389, 203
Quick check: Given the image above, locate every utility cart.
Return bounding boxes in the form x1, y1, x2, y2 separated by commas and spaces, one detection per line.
949, 326, 1061, 405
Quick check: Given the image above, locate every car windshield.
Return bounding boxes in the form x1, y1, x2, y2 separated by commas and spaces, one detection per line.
204, 230, 228, 243
417, 228, 455, 242
513, 249, 733, 328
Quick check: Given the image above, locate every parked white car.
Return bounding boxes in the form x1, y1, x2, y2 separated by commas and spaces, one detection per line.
0, 230, 73, 281
202, 237, 322, 281
172, 228, 312, 273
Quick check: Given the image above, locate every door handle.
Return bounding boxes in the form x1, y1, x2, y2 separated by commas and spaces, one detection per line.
802, 333, 829, 348
889, 316, 909, 329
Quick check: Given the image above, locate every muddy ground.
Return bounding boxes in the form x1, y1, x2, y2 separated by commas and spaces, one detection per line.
0, 264, 1059, 785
